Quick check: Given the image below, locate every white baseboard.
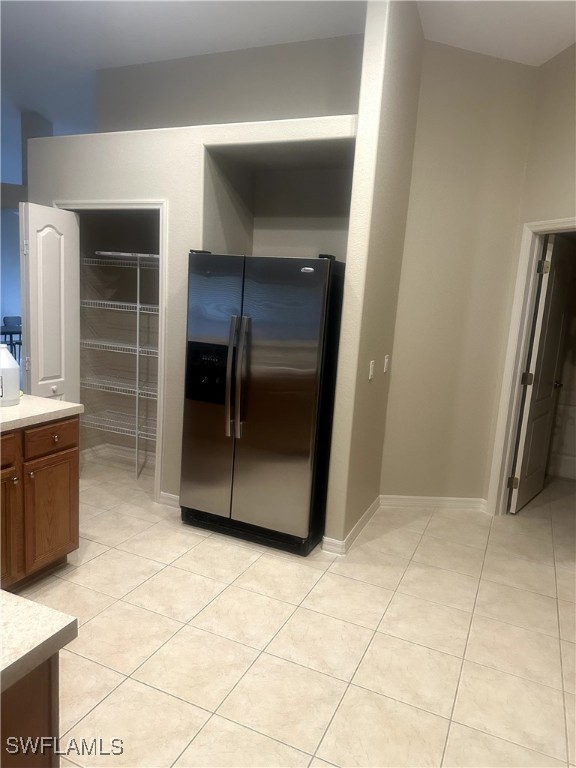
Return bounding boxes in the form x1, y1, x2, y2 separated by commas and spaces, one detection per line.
322, 496, 380, 555
379, 494, 489, 515
159, 492, 180, 508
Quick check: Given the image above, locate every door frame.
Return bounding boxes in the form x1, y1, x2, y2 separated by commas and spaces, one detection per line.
487, 216, 576, 517
53, 198, 168, 503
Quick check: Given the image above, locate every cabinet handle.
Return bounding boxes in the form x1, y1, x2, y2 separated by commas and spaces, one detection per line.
29, 472, 35, 479
12, 476, 18, 485
52, 434, 59, 443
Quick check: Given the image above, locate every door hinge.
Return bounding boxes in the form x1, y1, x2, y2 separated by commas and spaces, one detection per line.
22, 240, 29, 257
24, 357, 31, 372
507, 476, 519, 490
537, 259, 550, 274
521, 371, 534, 386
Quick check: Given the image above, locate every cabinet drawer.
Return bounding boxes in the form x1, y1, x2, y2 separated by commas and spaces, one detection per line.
24, 418, 79, 460
1, 433, 18, 469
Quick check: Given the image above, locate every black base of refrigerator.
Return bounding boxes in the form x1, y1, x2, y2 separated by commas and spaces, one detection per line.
180, 506, 323, 556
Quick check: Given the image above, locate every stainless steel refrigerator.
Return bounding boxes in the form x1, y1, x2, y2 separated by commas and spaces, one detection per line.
180, 251, 343, 554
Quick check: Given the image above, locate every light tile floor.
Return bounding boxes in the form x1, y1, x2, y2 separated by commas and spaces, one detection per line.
16, 456, 576, 768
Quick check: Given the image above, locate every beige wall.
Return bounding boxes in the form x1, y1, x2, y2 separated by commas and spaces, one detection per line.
326, 1, 423, 539
380, 41, 576, 503
380, 42, 537, 500
520, 45, 576, 224
96, 36, 363, 132
27, 116, 357, 501
252, 167, 352, 262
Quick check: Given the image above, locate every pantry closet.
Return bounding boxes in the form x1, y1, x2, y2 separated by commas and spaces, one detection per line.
75, 209, 160, 477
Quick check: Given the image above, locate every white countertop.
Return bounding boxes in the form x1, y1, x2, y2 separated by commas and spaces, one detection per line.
1, 590, 78, 692
0, 394, 84, 433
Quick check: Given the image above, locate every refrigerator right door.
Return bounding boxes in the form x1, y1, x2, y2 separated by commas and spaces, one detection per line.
231, 257, 330, 537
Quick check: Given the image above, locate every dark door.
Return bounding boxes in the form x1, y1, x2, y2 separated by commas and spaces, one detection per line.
231, 257, 330, 537
180, 253, 244, 517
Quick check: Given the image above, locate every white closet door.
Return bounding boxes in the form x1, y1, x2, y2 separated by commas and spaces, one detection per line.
20, 203, 80, 402
511, 236, 572, 512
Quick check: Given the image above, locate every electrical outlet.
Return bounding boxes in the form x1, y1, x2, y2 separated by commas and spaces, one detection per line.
369, 360, 375, 381
384, 354, 390, 373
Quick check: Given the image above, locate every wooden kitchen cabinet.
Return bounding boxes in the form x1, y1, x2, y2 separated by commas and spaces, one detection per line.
1, 433, 25, 586
1, 417, 79, 589
1, 469, 24, 584
24, 447, 79, 574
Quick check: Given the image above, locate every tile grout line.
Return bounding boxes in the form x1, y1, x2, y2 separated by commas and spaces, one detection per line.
120, 507, 429, 762
169, 551, 318, 762
59, 666, 127, 743
312, 510, 432, 762
441, 718, 571, 765
63, 644, 130, 678
480, 573, 559, 600
550, 485, 574, 768
169, 557, 333, 766
468, 605, 561, 641
60, 505, 250, 763
439, 507, 491, 767
60, 466, 352, 763
123, 553, 263, 677
47, 469, 576, 766
550, 498, 572, 768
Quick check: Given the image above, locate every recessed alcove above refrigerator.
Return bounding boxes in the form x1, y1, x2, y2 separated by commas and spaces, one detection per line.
202, 138, 355, 260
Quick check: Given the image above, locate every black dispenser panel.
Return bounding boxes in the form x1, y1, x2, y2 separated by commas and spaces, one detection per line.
185, 342, 228, 404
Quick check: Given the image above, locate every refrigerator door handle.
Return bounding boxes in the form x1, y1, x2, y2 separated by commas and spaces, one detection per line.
235, 315, 250, 439
225, 315, 239, 437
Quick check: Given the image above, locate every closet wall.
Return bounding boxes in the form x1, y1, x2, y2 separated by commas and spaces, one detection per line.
28, 117, 356, 501
27, 3, 425, 545
97, 35, 364, 132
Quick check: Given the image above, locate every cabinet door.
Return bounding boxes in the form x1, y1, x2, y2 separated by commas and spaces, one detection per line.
1, 467, 23, 586
23, 448, 79, 573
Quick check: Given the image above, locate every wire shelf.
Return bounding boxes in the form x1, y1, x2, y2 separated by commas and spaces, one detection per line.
82, 410, 157, 440
80, 299, 159, 314
80, 339, 158, 357
81, 375, 157, 399
95, 251, 159, 259
83, 252, 159, 270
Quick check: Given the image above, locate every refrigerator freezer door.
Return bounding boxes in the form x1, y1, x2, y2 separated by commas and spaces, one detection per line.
180, 253, 244, 517
231, 257, 330, 537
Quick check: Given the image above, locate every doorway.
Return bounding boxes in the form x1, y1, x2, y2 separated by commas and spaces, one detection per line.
63, 202, 167, 499
510, 233, 576, 513
487, 218, 576, 518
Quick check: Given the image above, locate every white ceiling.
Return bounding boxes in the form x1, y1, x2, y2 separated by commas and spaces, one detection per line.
2, 1, 574, 75
419, 1, 576, 67
1, 2, 366, 72
1, 1, 575, 132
